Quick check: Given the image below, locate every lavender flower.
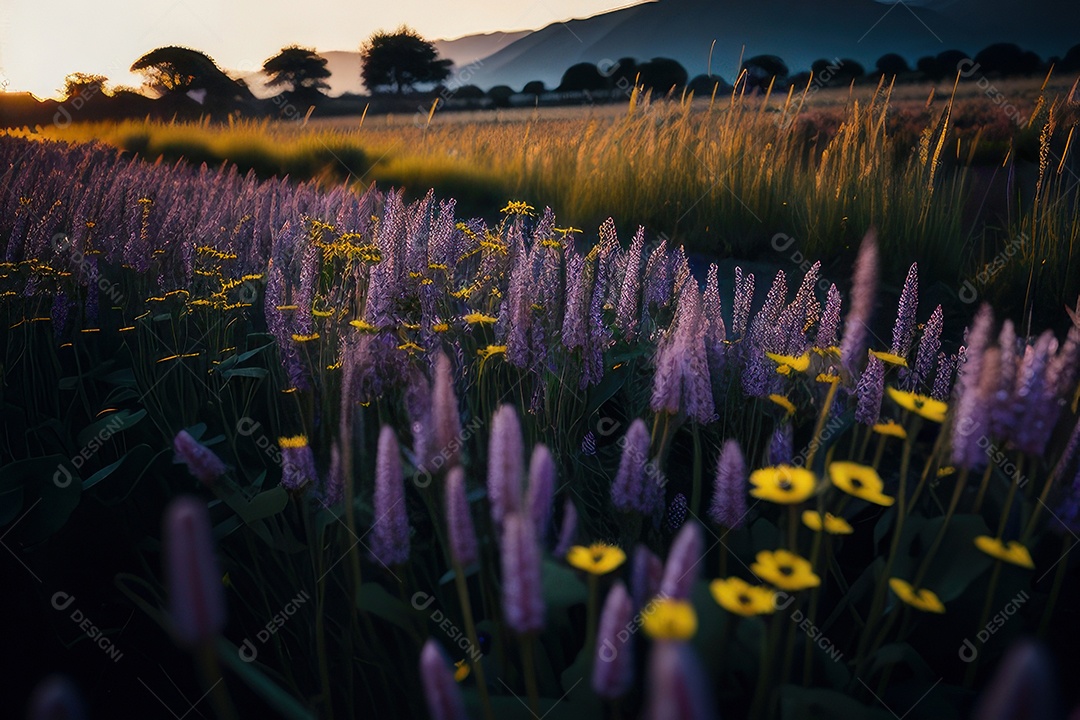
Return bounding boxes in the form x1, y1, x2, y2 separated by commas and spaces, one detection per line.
372, 426, 410, 566
431, 351, 463, 469
487, 404, 524, 529
500, 512, 545, 634
1054, 461, 1080, 536
840, 230, 879, 375
650, 281, 715, 423
642, 239, 672, 313
815, 283, 843, 349
908, 304, 943, 391
645, 642, 714, 720
972, 641, 1058, 720
631, 544, 664, 610
592, 582, 635, 699
612, 419, 663, 514
952, 305, 995, 468
164, 497, 225, 647
527, 444, 556, 544
665, 493, 689, 533
420, 640, 469, 720
768, 424, 794, 465
173, 430, 226, 486
855, 355, 885, 426
709, 439, 747, 529
731, 266, 755, 340
890, 263, 919, 358
280, 436, 318, 491
1012, 331, 1060, 456
446, 468, 478, 566
321, 443, 344, 506
615, 227, 645, 340
658, 521, 704, 600
933, 351, 957, 401
554, 498, 578, 558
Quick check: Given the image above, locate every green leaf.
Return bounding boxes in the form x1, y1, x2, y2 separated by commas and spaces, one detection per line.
541, 559, 587, 612
222, 366, 269, 380
83, 445, 155, 491
0, 455, 82, 545
215, 636, 316, 720
217, 341, 275, 372
356, 582, 417, 634
75, 409, 147, 447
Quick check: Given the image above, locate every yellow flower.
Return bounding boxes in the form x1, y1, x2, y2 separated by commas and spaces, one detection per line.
776, 364, 793, 376
432, 322, 450, 333
749, 466, 816, 504
870, 350, 908, 367
816, 372, 841, 384
397, 341, 425, 354
974, 536, 1035, 569
500, 201, 536, 216
768, 394, 796, 415
802, 511, 854, 535
886, 387, 948, 423
349, 319, 379, 332
641, 599, 697, 640
453, 659, 470, 682
888, 578, 945, 613
292, 332, 320, 342
812, 346, 841, 357
463, 312, 498, 325
872, 421, 907, 439
279, 435, 309, 449
566, 544, 627, 575
937, 466, 956, 478
766, 351, 811, 373
710, 577, 777, 616
828, 462, 895, 506
751, 549, 820, 591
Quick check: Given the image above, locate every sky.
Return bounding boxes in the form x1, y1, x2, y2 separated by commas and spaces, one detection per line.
0, 0, 647, 99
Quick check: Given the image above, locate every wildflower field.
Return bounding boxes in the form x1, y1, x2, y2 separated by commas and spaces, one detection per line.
3, 80, 1080, 720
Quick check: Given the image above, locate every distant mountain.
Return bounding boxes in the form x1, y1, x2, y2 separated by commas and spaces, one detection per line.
464, 0, 1078, 91
234, 30, 531, 97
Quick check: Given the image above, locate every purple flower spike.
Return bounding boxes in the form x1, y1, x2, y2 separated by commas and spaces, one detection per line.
891, 263, 919, 358
632, 544, 665, 610
28, 675, 86, 720
952, 305, 995, 469
855, 354, 885, 426
372, 426, 410, 567
768, 424, 794, 466
173, 429, 227, 486
527, 444, 556, 544
709, 439, 748, 529
554, 498, 579, 558
816, 284, 842, 349
501, 512, 545, 634
420, 640, 469, 720
972, 640, 1059, 720
840, 230, 879, 375
645, 641, 714, 720
651, 281, 715, 423
280, 437, 318, 491
612, 419, 663, 514
909, 304, 943, 391
164, 497, 225, 647
446, 467, 478, 567
432, 351, 463, 469
487, 404, 524, 529
593, 582, 635, 699
658, 521, 704, 600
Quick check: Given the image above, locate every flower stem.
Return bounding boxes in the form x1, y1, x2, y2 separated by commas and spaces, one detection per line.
453, 560, 494, 720
521, 634, 541, 717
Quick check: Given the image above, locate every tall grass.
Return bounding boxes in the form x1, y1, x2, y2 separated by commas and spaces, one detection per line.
26, 77, 1080, 314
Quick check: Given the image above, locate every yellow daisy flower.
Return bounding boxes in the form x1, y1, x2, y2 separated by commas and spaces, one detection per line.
710, 577, 777, 616
766, 351, 811, 373
937, 466, 956, 478
768, 394, 796, 415
453, 659, 470, 682
801, 510, 854, 535
888, 578, 945, 613
872, 421, 907, 439
870, 350, 908, 367
828, 462, 895, 506
463, 312, 498, 325
641, 599, 697, 641
279, 435, 309, 449
566, 544, 627, 575
292, 332, 320, 342
886, 387, 948, 423
749, 466, 816, 504
816, 372, 841, 384
349, 319, 379, 332
751, 549, 820, 591
974, 536, 1035, 569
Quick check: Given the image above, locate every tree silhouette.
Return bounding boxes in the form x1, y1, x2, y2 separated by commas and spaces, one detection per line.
688, 74, 730, 96
975, 43, 1041, 75
638, 58, 688, 93
876, 53, 910, 77
522, 80, 546, 96
488, 85, 514, 108
263, 46, 331, 105
131, 46, 252, 104
360, 26, 451, 95
558, 63, 606, 92
1061, 44, 1080, 72
60, 73, 108, 101
742, 55, 788, 91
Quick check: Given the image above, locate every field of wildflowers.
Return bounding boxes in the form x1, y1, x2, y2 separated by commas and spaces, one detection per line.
2, 128, 1080, 719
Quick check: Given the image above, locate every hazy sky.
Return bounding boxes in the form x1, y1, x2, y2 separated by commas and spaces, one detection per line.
0, 0, 646, 98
